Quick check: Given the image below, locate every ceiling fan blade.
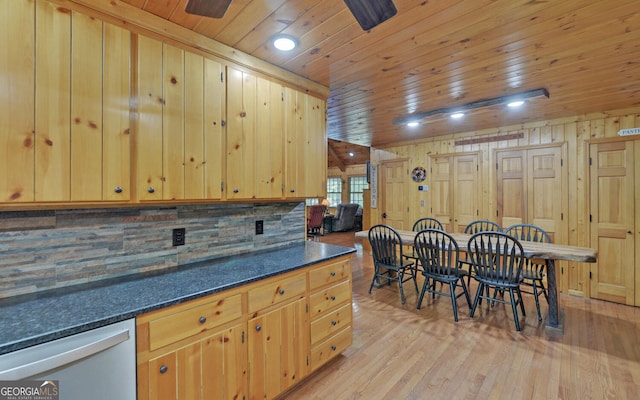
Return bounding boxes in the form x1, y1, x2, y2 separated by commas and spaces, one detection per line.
344, 0, 397, 30
185, 0, 232, 18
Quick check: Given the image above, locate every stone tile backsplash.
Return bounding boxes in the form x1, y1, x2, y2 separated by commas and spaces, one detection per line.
0, 202, 305, 299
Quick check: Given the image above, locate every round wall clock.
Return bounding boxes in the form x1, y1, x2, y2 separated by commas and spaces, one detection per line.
411, 166, 426, 182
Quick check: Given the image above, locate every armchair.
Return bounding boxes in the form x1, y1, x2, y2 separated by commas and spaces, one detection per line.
331, 203, 360, 232
307, 204, 327, 239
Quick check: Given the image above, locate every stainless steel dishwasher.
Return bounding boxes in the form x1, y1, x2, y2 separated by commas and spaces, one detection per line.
0, 318, 136, 400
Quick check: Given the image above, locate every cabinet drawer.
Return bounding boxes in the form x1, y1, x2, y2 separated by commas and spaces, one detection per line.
309, 280, 351, 319
310, 303, 352, 345
148, 293, 242, 351
310, 327, 352, 371
248, 273, 306, 313
308, 259, 351, 291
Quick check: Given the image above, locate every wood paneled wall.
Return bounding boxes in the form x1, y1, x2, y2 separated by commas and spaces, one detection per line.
370, 107, 640, 296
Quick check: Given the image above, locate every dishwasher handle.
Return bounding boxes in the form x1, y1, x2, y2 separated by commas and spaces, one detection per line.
0, 328, 129, 380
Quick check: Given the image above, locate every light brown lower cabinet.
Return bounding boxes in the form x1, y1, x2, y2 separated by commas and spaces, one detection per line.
136, 255, 352, 400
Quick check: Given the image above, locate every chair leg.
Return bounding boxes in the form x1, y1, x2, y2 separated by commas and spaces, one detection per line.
449, 282, 459, 322
532, 280, 542, 321
398, 271, 406, 304
460, 278, 472, 308
509, 289, 521, 332
368, 267, 378, 294
417, 277, 430, 310
517, 287, 526, 316
470, 283, 483, 318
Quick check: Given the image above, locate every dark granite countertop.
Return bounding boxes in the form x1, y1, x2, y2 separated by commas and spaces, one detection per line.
0, 241, 355, 355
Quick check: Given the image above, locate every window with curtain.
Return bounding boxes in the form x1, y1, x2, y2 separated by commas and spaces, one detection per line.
349, 176, 369, 208
326, 177, 342, 207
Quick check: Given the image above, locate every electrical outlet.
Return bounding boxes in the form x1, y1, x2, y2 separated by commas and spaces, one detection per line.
172, 228, 186, 246
255, 220, 264, 235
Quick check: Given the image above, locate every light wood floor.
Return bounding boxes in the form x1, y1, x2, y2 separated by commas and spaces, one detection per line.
282, 232, 640, 399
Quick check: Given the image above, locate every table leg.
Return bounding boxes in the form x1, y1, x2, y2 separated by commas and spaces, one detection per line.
545, 259, 563, 331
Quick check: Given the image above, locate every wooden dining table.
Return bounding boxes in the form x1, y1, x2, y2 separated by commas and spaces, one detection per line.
355, 229, 597, 331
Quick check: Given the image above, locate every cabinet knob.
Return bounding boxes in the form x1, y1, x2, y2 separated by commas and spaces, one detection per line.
279, 289, 285, 295
289, 188, 295, 193
159, 365, 168, 374
221, 120, 226, 126
147, 187, 155, 193
199, 316, 207, 324
330, 296, 336, 301
331, 345, 337, 351
233, 188, 239, 193
240, 111, 246, 118
114, 186, 123, 193
330, 272, 336, 277
331, 320, 337, 326
255, 325, 261, 332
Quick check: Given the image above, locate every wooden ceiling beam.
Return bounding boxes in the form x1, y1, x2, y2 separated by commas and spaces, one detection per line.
328, 141, 346, 172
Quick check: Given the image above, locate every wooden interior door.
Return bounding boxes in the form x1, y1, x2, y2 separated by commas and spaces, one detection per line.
589, 141, 635, 305
429, 153, 479, 232
497, 146, 563, 237
380, 160, 407, 230
527, 147, 563, 242
497, 150, 526, 229
453, 154, 479, 232
430, 156, 452, 231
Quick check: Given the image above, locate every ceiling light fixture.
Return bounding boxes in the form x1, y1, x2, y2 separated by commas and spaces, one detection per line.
348, 151, 355, 157
407, 121, 419, 127
272, 34, 298, 51
450, 112, 465, 119
393, 88, 549, 126
507, 100, 525, 108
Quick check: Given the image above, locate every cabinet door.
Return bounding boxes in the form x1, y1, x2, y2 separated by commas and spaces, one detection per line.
138, 38, 223, 201
255, 78, 283, 199
203, 58, 225, 199
226, 66, 256, 199
33, 6, 130, 202
143, 324, 247, 400
248, 298, 309, 399
304, 95, 327, 198
284, 87, 305, 198
102, 22, 131, 201
34, 0, 69, 202
137, 35, 164, 200
162, 44, 185, 201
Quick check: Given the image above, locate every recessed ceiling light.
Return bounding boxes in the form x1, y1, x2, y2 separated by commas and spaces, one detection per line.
407, 121, 419, 127
272, 35, 298, 51
348, 151, 355, 157
507, 100, 525, 108
450, 112, 465, 119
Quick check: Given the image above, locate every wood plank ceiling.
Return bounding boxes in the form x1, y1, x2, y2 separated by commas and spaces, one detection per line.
122, 0, 640, 149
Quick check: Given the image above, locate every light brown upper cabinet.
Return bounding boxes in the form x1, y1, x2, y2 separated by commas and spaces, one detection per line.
1, 1, 130, 203
226, 67, 257, 200
284, 89, 327, 199
137, 37, 224, 201
304, 95, 328, 199
284, 88, 305, 198
429, 153, 480, 233
254, 77, 284, 199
